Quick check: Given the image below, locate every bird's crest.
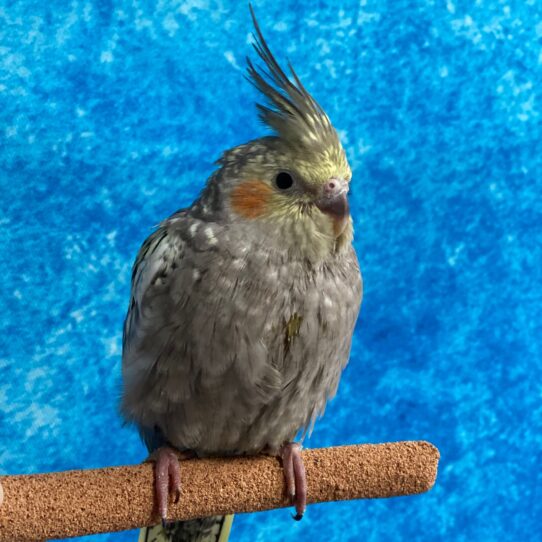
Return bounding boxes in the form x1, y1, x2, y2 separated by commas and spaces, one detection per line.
247, 5, 344, 160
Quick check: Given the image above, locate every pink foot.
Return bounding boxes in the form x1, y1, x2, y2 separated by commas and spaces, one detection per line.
147, 447, 193, 524
281, 442, 307, 520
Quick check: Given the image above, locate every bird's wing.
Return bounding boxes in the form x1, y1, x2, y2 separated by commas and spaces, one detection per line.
123, 226, 179, 355
121, 224, 188, 427
120, 219, 284, 437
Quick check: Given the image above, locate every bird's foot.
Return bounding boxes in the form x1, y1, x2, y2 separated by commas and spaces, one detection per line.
280, 442, 307, 520
146, 446, 194, 524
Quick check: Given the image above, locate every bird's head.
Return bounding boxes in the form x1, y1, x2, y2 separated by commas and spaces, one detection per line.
206, 7, 353, 261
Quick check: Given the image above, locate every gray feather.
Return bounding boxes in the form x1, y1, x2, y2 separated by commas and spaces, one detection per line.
122, 194, 362, 456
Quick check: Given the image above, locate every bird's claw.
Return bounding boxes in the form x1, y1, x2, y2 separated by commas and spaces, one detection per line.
281, 442, 307, 520
149, 447, 183, 523
173, 487, 181, 504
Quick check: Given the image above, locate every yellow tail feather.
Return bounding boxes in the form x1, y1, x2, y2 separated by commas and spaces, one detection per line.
138, 515, 234, 542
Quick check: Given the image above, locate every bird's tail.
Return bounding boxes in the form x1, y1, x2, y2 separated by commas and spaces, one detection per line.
138, 515, 234, 542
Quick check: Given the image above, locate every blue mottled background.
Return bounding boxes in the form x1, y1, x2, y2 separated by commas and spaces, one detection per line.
1, 1, 541, 540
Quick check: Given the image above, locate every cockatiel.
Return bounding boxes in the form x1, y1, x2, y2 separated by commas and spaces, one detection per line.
121, 6, 362, 541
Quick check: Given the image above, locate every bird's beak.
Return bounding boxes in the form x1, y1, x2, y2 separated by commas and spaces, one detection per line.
315, 178, 350, 237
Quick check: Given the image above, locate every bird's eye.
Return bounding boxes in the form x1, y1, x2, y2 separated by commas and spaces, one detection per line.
274, 172, 294, 190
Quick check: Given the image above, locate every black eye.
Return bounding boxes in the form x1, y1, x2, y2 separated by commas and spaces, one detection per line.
275, 172, 294, 190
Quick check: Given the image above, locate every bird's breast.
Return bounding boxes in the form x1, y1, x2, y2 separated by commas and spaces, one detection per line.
130, 217, 362, 456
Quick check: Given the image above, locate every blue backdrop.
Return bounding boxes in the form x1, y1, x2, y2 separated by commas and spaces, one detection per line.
1, 1, 540, 540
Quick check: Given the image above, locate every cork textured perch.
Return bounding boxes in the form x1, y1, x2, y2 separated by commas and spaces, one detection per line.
0, 441, 439, 541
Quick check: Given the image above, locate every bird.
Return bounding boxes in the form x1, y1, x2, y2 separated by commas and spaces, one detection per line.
121, 6, 362, 541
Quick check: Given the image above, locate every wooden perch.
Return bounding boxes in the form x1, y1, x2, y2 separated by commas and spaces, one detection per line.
0, 441, 439, 541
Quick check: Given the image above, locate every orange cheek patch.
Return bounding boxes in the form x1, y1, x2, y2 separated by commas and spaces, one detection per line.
230, 180, 273, 219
